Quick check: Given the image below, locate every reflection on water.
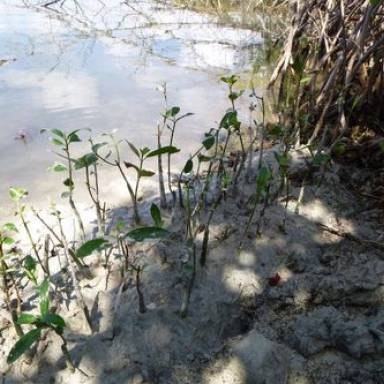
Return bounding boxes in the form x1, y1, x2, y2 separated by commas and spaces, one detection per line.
0, 0, 264, 216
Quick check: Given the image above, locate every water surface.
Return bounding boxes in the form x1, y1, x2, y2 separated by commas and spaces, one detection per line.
0, 0, 264, 216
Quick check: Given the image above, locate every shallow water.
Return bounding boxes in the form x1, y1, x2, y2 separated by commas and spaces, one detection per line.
0, 0, 264, 216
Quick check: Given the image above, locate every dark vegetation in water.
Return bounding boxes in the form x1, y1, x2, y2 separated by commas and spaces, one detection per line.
269, 0, 384, 155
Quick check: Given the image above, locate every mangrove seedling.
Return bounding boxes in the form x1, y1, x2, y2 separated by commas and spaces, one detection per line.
74, 152, 107, 236
0, 222, 24, 337
239, 166, 272, 249
92, 133, 179, 224
7, 279, 75, 372
125, 223, 169, 314
125, 141, 180, 220
163, 105, 193, 205
52, 209, 98, 334
42, 128, 87, 241
9, 187, 48, 276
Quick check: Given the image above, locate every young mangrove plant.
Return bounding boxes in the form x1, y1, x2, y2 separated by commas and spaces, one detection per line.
220, 75, 247, 191
9, 187, 48, 277
239, 166, 272, 249
92, 133, 179, 224
125, 207, 169, 314
126, 141, 180, 218
42, 128, 87, 241
0, 222, 24, 337
163, 104, 193, 205
74, 152, 107, 236
156, 84, 192, 208
7, 279, 75, 372
51, 208, 105, 334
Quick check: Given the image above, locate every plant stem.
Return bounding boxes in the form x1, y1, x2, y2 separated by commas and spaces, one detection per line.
64, 145, 86, 241
116, 162, 140, 224
157, 123, 167, 208
57, 214, 93, 334
135, 267, 146, 314
180, 243, 196, 318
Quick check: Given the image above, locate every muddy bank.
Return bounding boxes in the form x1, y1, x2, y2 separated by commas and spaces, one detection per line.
1, 145, 383, 384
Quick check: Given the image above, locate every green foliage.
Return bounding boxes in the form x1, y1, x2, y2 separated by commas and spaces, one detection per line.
256, 166, 272, 197
183, 159, 193, 174
74, 153, 97, 170
23, 256, 37, 284
76, 238, 108, 259
48, 162, 67, 172
3, 223, 18, 233
202, 134, 215, 150
150, 203, 163, 227
221, 75, 238, 86
7, 278, 67, 365
146, 146, 180, 158
312, 152, 331, 167
7, 329, 41, 364
164, 106, 180, 118
9, 187, 28, 202
126, 227, 169, 242
219, 110, 239, 130
274, 152, 289, 173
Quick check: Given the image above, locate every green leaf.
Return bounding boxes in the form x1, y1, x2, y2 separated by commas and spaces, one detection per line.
61, 191, 70, 199
202, 135, 215, 150
370, 0, 381, 5
63, 178, 74, 188
138, 169, 155, 177
7, 329, 41, 364
40, 297, 50, 317
313, 153, 331, 167
127, 141, 140, 158
146, 146, 180, 158
41, 313, 65, 330
124, 161, 139, 172
9, 187, 28, 202
256, 166, 272, 191
51, 138, 65, 146
198, 154, 212, 162
38, 279, 50, 317
332, 142, 347, 156
38, 279, 49, 298
150, 203, 163, 227
3, 223, 18, 233
126, 227, 169, 242
165, 106, 180, 118
51, 129, 65, 138
228, 90, 244, 101
220, 75, 238, 86
274, 152, 289, 169
140, 147, 151, 157
219, 111, 239, 130
183, 159, 193, 174
2, 237, 15, 245
48, 162, 67, 172
17, 313, 39, 325
267, 124, 284, 139
92, 142, 108, 154
175, 112, 194, 122
68, 131, 81, 143
24, 255, 37, 272
76, 238, 108, 259
74, 153, 97, 170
